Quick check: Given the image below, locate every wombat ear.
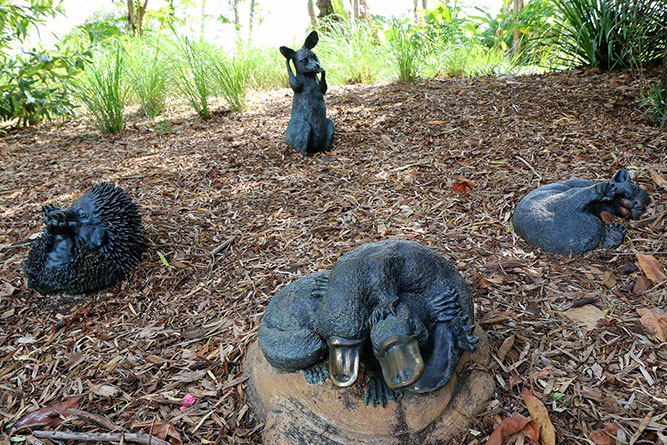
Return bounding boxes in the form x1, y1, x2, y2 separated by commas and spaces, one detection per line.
279, 46, 295, 59
611, 169, 630, 183
304, 31, 318, 49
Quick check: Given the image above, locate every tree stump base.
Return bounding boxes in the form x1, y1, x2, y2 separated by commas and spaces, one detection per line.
245, 325, 495, 444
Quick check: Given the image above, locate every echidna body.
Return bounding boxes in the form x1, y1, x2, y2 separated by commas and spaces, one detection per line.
24, 183, 145, 295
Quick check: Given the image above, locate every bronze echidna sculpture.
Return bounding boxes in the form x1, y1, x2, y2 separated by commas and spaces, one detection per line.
24, 183, 146, 295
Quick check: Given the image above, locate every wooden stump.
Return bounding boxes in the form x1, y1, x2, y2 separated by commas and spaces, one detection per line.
245, 325, 495, 444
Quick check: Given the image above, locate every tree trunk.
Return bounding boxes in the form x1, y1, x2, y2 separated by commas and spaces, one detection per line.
351, 0, 359, 21
511, 0, 524, 56
316, 0, 334, 18
248, 0, 255, 43
421, 0, 427, 9
233, 0, 240, 34
307, 0, 317, 26
413, 0, 418, 22
200, 0, 206, 41
127, 0, 137, 36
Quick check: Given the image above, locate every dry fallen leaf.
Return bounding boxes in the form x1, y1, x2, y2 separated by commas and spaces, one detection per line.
648, 168, 667, 190
564, 304, 605, 331
636, 253, 666, 284
481, 311, 512, 324
133, 421, 183, 445
601, 271, 616, 288
633, 275, 651, 295
452, 176, 476, 194
91, 384, 121, 398
522, 388, 556, 445
486, 416, 531, 445
9, 395, 83, 434
589, 423, 621, 445
636, 308, 667, 342
497, 334, 515, 362
521, 420, 540, 442
0, 281, 15, 298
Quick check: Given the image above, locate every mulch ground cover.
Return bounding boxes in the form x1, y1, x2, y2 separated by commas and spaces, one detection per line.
0, 69, 665, 445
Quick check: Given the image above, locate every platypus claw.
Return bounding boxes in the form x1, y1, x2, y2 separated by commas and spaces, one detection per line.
364, 373, 401, 407
304, 364, 329, 385
311, 271, 331, 298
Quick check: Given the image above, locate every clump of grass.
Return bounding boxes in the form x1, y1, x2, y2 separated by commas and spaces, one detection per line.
316, 18, 386, 85
639, 82, 665, 126
210, 48, 252, 112
245, 47, 288, 90
125, 36, 169, 117
549, 0, 665, 70
384, 19, 425, 83
169, 36, 214, 118
74, 41, 127, 135
424, 40, 524, 78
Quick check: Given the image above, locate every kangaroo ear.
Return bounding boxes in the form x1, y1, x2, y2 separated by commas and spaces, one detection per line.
611, 169, 630, 183
280, 46, 295, 59
304, 31, 318, 49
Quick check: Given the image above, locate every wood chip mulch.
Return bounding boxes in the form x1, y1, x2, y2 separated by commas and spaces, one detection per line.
0, 69, 665, 445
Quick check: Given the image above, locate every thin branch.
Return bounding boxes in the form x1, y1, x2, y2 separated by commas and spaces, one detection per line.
33, 430, 170, 445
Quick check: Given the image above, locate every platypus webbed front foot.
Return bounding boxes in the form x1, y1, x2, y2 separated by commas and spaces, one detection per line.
601, 222, 627, 249
303, 363, 329, 384
369, 297, 399, 326
311, 270, 331, 298
364, 372, 401, 407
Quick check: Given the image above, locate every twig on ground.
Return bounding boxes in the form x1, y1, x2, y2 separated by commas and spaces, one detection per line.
1, 242, 32, 250
32, 430, 170, 445
69, 408, 119, 431
210, 235, 237, 256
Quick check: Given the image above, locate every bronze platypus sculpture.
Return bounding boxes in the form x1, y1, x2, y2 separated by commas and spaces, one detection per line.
512, 169, 649, 255
258, 240, 476, 405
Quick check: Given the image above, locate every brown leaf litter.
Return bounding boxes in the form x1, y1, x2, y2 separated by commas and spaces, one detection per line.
0, 69, 665, 444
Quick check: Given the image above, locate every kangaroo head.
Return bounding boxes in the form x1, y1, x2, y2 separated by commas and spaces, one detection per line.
280, 31, 322, 75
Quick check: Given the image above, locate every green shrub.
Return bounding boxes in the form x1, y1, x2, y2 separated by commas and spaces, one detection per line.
549, 0, 666, 70
245, 47, 287, 90
169, 36, 214, 118
125, 36, 169, 117
74, 42, 127, 134
0, 48, 88, 126
0, 2, 89, 127
210, 48, 252, 112
470, 0, 554, 51
316, 18, 386, 85
384, 19, 425, 83
639, 82, 665, 125
423, 38, 523, 78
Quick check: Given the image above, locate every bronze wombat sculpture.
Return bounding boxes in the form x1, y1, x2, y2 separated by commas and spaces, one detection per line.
258, 240, 477, 406
24, 183, 145, 295
512, 169, 649, 255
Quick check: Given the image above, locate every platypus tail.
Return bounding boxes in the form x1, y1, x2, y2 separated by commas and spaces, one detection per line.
258, 323, 326, 372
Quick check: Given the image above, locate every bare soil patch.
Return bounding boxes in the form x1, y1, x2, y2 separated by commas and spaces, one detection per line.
1, 70, 665, 444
